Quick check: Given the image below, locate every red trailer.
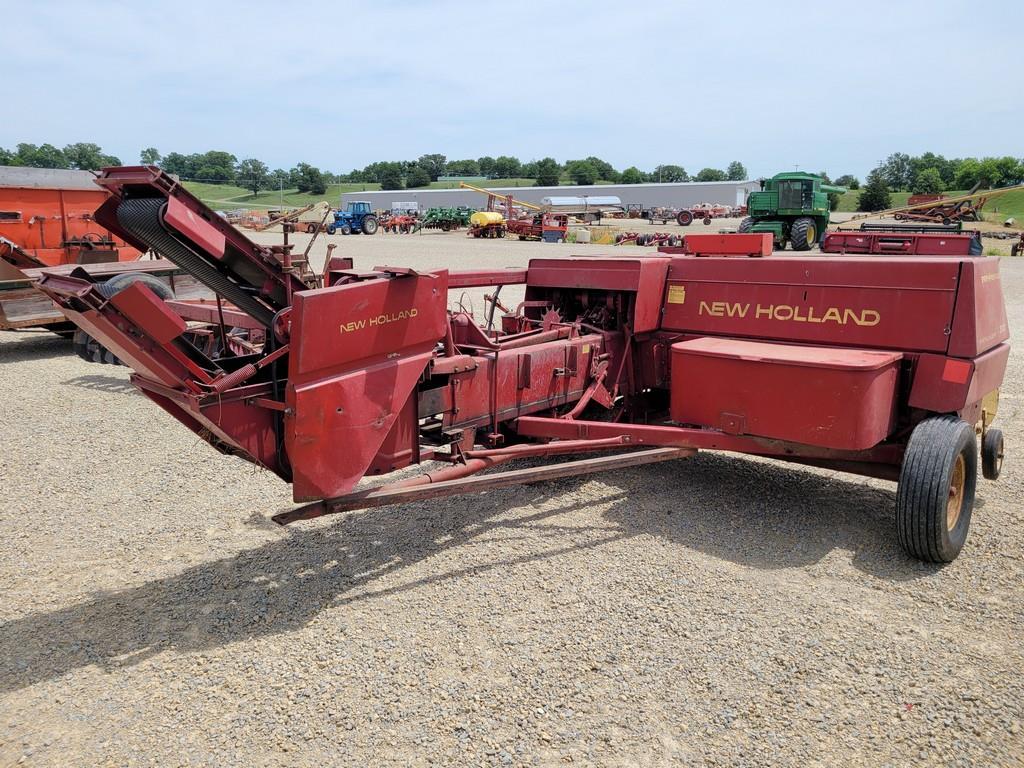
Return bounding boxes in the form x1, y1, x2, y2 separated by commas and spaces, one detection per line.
506, 212, 568, 242
36, 167, 1010, 564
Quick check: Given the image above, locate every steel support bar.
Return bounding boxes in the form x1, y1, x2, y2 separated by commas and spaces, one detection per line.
447, 268, 528, 288
514, 416, 904, 464
166, 299, 266, 329
272, 447, 693, 525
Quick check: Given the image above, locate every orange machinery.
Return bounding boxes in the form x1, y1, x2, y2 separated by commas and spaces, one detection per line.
0, 166, 206, 334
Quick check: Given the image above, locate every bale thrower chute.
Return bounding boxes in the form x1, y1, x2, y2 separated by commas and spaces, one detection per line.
35, 167, 1010, 563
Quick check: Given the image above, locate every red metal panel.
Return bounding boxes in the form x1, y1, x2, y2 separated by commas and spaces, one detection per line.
163, 195, 226, 259
947, 258, 1010, 358
662, 255, 959, 353
285, 271, 450, 501
821, 232, 975, 256
670, 338, 900, 450
683, 233, 773, 256
909, 344, 1010, 413
109, 282, 187, 344
288, 271, 449, 377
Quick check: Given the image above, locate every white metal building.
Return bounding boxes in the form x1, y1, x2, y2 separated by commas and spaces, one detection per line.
341, 180, 759, 211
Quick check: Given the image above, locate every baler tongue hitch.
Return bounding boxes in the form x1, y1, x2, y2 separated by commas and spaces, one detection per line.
35, 166, 1011, 565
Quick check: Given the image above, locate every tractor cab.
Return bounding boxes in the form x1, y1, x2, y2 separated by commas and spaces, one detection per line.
328, 200, 379, 235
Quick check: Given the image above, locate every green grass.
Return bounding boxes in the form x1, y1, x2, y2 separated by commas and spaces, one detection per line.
983, 188, 1024, 223
184, 181, 381, 209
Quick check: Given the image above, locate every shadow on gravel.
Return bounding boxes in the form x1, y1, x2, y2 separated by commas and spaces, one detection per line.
603, 452, 934, 580
61, 374, 136, 395
0, 490, 628, 694
0, 452, 932, 694
0, 331, 70, 363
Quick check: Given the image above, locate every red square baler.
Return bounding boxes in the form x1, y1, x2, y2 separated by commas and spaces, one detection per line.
34, 168, 1010, 564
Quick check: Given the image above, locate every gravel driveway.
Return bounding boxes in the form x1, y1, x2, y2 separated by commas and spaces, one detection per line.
1, 231, 1021, 766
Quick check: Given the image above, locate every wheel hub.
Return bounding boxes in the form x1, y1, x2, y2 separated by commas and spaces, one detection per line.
947, 453, 965, 530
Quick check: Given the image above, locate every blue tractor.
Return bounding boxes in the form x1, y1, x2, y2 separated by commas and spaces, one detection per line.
327, 201, 379, 235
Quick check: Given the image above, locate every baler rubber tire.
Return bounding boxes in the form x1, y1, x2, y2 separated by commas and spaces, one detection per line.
982, 428, 1004, 481
790, 217, 815, 251
737, 217, 754, 233
83, 273, 176, 366
896, 415, 977, 563
73, 328, 118, 365
97, 272, 174, 301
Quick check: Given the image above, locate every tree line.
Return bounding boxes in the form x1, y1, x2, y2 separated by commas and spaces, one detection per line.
4, 142, 1019, 210
0, 142, 752, 195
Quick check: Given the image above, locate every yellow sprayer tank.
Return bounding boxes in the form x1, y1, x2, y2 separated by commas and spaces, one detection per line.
470, 211, 504, 227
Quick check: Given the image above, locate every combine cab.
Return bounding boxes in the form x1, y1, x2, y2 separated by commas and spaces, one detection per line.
35, 169, 1010, 565
739, 172, 845, 251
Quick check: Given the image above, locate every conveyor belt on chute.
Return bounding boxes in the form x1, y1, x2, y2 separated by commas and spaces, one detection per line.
116, 197, 276, 327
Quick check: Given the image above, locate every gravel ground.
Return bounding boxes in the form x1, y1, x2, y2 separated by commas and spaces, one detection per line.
1, 230, 1022, 767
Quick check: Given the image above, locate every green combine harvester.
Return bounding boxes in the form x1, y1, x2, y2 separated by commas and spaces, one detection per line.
738, 172, 846, 250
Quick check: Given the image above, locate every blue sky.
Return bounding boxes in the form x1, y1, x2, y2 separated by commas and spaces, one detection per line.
3, 0, 1020, 180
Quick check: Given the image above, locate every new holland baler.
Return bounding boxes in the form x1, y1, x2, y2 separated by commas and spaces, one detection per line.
35, 167, 1010, 564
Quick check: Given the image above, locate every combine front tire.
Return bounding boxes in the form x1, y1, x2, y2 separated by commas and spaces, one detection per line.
789, 217, 816, 251
676, 210, 694, 226
896, 415, 978, 563
982, 428, 1004, 480
737, 217, 754, 233
362, 216, 378, 235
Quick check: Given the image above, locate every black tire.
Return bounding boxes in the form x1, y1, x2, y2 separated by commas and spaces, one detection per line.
896, 415, 978, 563
982, 428, 1004, 481
97, 272, 174, 300
361, 216, 378, 235
676, 210, 694, 226
73, 328, 116, 364
789, 217, 816, 251
1011, 243, 1020, 258
340, 223, 352, 235
306, 224, 316, 234
702, 216, 712, 226
737, 216, 754, 233
84, 274, 175, 364
326, 224, 337, 235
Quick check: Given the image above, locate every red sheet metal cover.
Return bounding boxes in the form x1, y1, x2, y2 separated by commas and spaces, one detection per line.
163, 195, 226, 259
676, 336, 901, 370
662, 255, 960, 353
670, 338, 901, 450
